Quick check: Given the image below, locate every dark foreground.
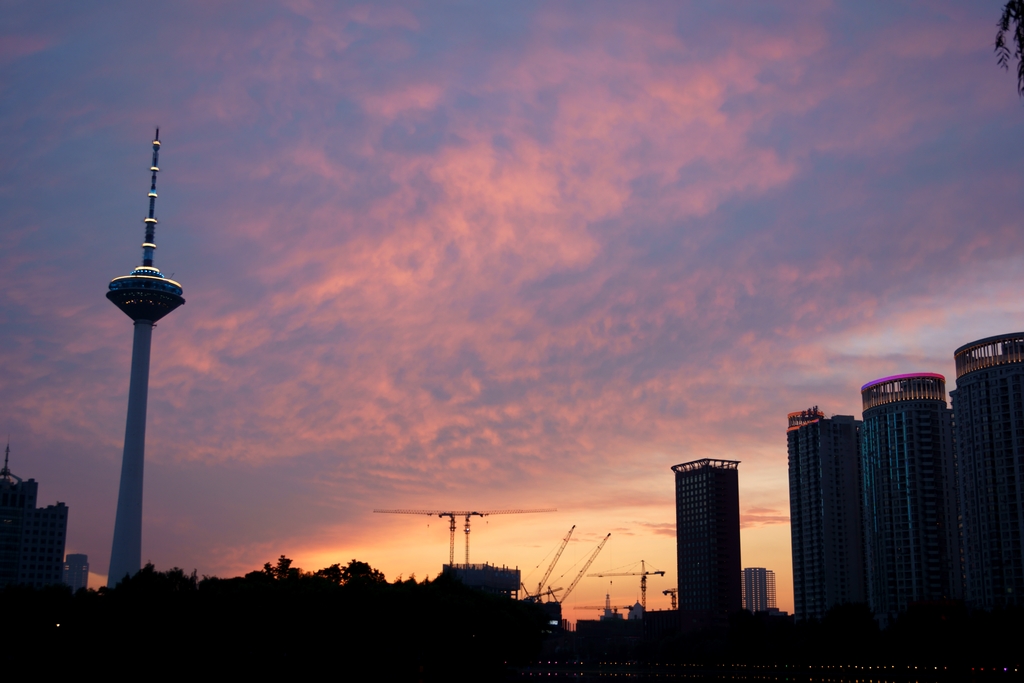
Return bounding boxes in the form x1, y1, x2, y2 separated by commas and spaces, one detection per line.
517, 662, 1018, 682
4, 558, 546, 680
5, 561, 1022, 681
527, 601, 1022, 682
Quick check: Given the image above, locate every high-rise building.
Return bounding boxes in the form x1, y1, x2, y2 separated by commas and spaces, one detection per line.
860, 373, 962, 616
63, 553, 89, 592
787, 409, 866, 621
106, 131, 185, 587
672, 458, 741, 631
951, 333, 1024, 609
0, 445, 69, 588
742, 567, 776, 613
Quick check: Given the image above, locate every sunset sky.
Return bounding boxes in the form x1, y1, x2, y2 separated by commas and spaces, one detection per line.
2, 1, 1023, 619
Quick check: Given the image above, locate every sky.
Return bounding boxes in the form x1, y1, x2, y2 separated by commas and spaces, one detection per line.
1, 1, 1023, 619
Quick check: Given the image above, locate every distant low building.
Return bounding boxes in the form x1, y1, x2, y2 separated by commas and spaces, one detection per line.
63, 553, 89, 592
576, 616, 642, 638
0, 446, 69, 588
742, 567, 776, 613
643, 608, 681, 641
537, 601, 563, 628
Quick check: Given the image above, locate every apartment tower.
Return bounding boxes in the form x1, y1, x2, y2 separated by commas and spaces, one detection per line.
673, 458, 741, 631
787, 408, 866, 621
0, 446, 69, 588
952, 333, 1024, 609
860, 373, 962, 617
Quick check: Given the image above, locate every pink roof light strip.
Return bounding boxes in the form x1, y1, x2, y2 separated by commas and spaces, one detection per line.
860, 372, 945, 393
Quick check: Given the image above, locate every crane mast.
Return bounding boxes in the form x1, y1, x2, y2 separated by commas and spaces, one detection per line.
561, 533, 611, 602
374, 508, 555, 566
535, 525, 574, 599
588, 559, 666, 609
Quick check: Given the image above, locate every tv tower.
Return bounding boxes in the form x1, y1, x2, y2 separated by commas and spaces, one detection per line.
105, 129, 185, 586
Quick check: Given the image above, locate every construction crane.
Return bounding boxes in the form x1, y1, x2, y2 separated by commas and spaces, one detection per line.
523, 525, 575, 602
576, 592, 635, 619
559, 533, 611, 603
373, 508, 555, 566
588, 559, 665, 610
522, 584, 563, 603
663, 587, 677, 610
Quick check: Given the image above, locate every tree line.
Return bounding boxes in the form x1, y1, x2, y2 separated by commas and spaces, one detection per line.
4, 557, 547, 681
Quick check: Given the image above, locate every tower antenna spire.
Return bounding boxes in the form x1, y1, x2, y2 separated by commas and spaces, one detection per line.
142, 127, 160, 267
0, 438, 17, 484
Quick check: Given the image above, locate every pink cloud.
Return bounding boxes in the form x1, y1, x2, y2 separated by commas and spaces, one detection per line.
741, 507, 790, 529
0, 34, 52, 65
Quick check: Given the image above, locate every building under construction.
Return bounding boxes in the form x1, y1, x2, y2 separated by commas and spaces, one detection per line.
443, 563, 521, 599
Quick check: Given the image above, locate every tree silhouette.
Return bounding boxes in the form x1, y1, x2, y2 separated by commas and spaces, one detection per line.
261, 554, 300, 580
313, 562, 343, 584
339, 558, 386, 586
996, 0, 1024, 96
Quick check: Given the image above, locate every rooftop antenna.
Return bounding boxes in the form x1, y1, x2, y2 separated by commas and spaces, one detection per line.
1, 438, 20, 484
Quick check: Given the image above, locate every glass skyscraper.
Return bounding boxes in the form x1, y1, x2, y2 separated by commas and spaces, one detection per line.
860, 373, 962, 617
787, 409, 865, 621
951, 333, 1024, 609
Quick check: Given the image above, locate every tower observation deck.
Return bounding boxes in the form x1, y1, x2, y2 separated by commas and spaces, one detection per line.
106, 130, 184, 321
106, 130, 185, 587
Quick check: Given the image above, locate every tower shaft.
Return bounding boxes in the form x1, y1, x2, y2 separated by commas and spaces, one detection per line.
106, 130, 184, 588
108, 320, 153, 585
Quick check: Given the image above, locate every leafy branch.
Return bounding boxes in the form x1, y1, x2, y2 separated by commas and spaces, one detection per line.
996, 0, 1024, 96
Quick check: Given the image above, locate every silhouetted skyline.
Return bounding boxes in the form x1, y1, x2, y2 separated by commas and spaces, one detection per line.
1, 1, 1023, 618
